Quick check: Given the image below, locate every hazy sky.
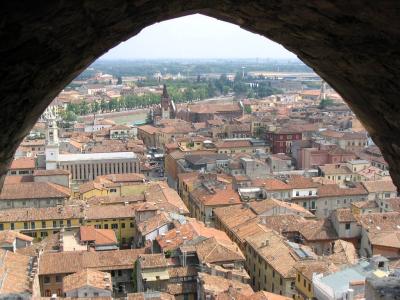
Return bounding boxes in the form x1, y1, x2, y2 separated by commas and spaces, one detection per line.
101, 14, 296, 60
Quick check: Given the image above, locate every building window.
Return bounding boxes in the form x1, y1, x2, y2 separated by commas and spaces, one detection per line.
31, 222, 35, 229
59, 220, 64, 227
297, 274, 300, 282
41, 231, 48, 238
10, 223, 14, 230
385, 193, 390, 198
303, 279, 306, 287
118, 270, 122, 277
53, 221, 57, 228
309, 191, 312, 196
44, 276, 50, 284
130, 222, 134, 228
111, 224, 118, 229
55, 275, 62, 282
308, 283, 311, 292
110, 188, 117, 193
272, 270, 275, 278
345, 223, 351, 230
280, 278, 283, 286
67, 220, 71, 227
104, 224, 109, 229
24, 222, 28, 229
42, 221, 46, 228
296, 191, 299, 196
121, 222, 125, 229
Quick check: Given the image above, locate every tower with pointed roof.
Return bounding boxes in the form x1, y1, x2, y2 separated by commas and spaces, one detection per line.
160, 84, 176, 119
44, 107, 59, 170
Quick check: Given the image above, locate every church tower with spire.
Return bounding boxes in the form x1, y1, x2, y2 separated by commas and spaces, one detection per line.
160, 84, 176, 119
44, 107, 59, 170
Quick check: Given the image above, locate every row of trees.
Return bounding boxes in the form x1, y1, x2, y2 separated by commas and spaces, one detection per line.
61, 72, 281, 122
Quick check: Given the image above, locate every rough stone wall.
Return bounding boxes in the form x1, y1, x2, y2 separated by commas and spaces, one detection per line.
1, 1, 400, 189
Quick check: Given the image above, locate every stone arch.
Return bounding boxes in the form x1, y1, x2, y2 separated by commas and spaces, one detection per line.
1, 1, 400, 188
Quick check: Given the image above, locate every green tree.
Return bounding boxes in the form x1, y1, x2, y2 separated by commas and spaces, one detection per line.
108, 98, 120, 111
117, 76, 122, 85
100, 99, 108, 112
318, 98, 334, 109
244, 105, 252, 114
64, 111, 77, 122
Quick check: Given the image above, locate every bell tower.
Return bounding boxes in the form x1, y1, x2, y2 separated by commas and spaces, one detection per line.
44, 107, 59, 170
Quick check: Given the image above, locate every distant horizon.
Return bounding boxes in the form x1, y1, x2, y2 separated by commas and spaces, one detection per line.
100, 14, 297, 60
96, 57, 303, 62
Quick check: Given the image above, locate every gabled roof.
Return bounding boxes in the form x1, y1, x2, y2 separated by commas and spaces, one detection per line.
79, 226, 117, 246
0, 249, 32, 295
39, 248, 145, 275
298, 219, 338, 241
63, 269, 112, 292
194, 237, 245, 264
0, 181, 70, 200
0, 230, 33, 244
361, 180, 397, 193
10, 157, 35, 170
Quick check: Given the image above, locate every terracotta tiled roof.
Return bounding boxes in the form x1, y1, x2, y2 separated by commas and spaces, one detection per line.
3, 175, 33, 184
213, 205, 257, 230
156, 218, 230, 251
361, 180, 397, 193
63, 269, 112, 292
351, 200, 378, 209
100, 173, 145, 183
79, 226, 117, 245
10, 157, 35, 170
127, 292, 175, 300
139, 253, 168, 269
0, 182, 70, 200
85, 204, 136, 220
191, 185, 240, 207
144, 182, 189, 215
318, 183, 368, 197
230, 219, 265, 245
285, 175, 320, 189
168, 266, 198, 278
215, 140, 252, 148
358, 212, 400, 231
33, 169, 70, 176
249, 199, 314, 217
194, 237, 245, 264
332, 208, 357, 223
198, 272, 253, 296
298, 219, 338, 241
329, 239, 358, 266
166, 282, 197, 296
260, 215, 308, 233
138, 125, 159, 135
251, 178, 290, 191
294, 260, 337, 281
246, 230, 311, 278
319, 164, 352, 175
0, 205, 84, 222
0, 230, 33, 245
137, 212, 172, 235
39, 248, 145, 275
0, 249, 32, 295
250, 291, 292, 300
